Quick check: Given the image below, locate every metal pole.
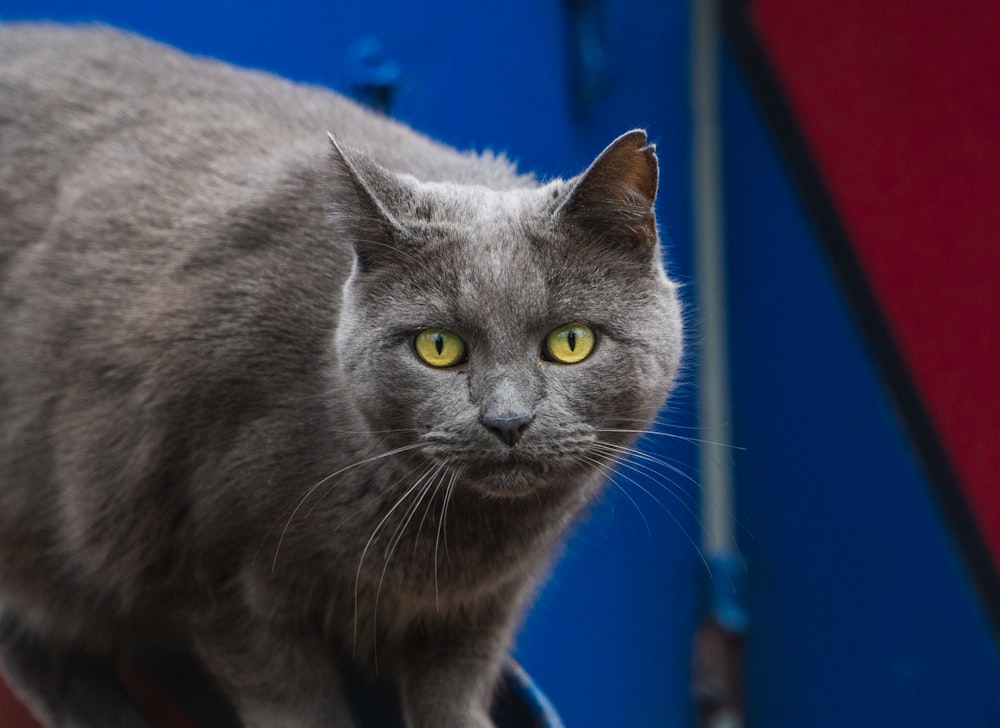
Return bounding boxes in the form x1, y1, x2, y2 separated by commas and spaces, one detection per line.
691, 0, 746, 725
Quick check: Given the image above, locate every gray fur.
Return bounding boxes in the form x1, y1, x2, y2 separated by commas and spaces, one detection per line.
0, 24, 683, 728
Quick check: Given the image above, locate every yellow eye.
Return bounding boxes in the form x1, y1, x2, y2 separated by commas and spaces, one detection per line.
543, 323, 596, 364
414, 328, 467, 368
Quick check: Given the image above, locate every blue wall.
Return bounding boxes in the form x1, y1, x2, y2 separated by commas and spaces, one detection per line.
1, 2, 701, 725
720, 38, 1000, 727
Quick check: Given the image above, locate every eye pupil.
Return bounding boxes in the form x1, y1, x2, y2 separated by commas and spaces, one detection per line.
543, 323, 595, 364
415, 328, 466, 368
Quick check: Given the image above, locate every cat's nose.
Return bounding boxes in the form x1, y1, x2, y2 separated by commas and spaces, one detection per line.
481, 412, 534, 447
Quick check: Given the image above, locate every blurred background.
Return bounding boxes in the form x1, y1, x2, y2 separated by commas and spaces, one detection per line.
1, 1, 998, 726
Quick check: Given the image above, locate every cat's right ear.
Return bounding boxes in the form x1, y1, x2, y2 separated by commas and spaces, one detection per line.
552, 130, 659, 255
327, 133, 413, 273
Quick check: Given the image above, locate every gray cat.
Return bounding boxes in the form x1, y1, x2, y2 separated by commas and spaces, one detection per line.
0, 24, 683, 728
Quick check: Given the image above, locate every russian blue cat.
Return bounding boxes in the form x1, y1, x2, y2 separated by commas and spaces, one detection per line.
0, 24, 682, 728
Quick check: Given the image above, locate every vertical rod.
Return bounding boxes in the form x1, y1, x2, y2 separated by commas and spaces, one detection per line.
692, 0, 734, 561
691, 2, 746, 726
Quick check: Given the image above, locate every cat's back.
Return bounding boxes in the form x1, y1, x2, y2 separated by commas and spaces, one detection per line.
0, 24, 306, 260
0, 23, 525, 184
0, 23, 525, 261
0, 23, 323, 163
0, 22, 396, 152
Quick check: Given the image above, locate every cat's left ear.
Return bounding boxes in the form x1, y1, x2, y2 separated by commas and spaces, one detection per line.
327, 132, 413, 273
553, 129, 658, 251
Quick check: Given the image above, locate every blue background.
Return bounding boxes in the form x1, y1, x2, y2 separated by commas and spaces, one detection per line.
3, 1, 998, 725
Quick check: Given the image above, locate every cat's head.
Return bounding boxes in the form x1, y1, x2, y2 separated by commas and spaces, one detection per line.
331, 131, 682, 497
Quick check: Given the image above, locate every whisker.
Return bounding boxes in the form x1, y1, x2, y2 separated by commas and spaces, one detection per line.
595, 442, 750, 542
353, 460, 436, 656
302, 445, 429, 522
383, 465, 443, 560
413, 463, 451, 557
437, 472, 458, 590
597, 428, 744, 450
263, 441, 427, 572
588, 451, 710, 573
589, 453, 671, 525
580, 454, 651, 540
434, 469, 460, 610
592, 441, 702, 492
592, 446, 701, 525
372, 463, 447, 670
604, 413, 716, 433
593, 443, 697, 499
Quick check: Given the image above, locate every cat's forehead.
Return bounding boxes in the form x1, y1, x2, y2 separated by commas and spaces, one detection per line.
415, 184, 551, 283
378, 185, 551, 329
451, 190, 550, 317
414, 182, 542, 225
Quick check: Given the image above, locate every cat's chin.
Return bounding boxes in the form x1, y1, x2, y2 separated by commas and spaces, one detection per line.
459, 459, 571, 499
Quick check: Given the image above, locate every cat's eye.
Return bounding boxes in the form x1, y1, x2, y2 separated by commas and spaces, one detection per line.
414, 328, 467, 368
543, 323, 596, 364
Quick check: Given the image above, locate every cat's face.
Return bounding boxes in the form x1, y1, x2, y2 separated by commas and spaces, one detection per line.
333, 132, 682, 496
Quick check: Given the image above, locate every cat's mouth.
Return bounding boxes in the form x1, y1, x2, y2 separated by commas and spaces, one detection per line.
450, 451, 593, 497
418, 424, 597, 495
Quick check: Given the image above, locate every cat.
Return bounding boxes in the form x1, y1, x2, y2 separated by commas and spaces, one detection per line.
0, 23, 683, 728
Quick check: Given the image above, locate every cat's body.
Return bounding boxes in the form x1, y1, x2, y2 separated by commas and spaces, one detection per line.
0, 24, 682, 728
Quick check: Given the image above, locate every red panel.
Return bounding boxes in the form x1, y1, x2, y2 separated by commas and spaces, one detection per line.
0, 662, 195, 728
0, 681, 42, 728
751, 1, 1000, 565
